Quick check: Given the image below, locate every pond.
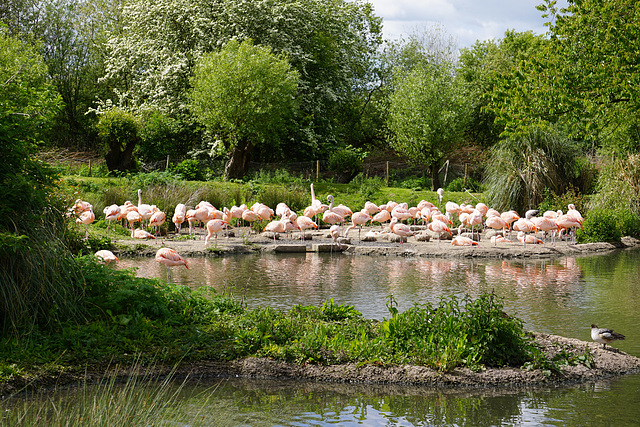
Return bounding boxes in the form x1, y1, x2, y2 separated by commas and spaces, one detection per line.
12, 249, 640, 425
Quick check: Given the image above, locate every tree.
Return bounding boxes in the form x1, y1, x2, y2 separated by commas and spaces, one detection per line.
458, 31, 548, 148
0, 27, 61, 229
96, 108, 140, 172
102, 0, 382, 162
387, 62, 468, 190
189, 39, 299, 180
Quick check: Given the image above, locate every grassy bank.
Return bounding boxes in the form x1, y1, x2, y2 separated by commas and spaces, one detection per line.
0, 255, 586, 393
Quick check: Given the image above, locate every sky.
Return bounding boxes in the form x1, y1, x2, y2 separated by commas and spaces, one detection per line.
367, 0, 566, 48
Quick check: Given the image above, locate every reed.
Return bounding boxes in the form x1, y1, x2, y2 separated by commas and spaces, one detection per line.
0, 362, 220, 427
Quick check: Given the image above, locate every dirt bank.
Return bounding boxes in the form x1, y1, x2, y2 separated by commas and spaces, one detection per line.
3, 333, 639, 396
111, 224, 640, 260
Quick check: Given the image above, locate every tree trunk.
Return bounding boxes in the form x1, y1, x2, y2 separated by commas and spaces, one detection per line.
105, 139, 137, 173
224, 139, 253, 180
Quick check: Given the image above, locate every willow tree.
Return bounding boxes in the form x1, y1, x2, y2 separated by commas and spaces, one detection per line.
189, 39, 299, 180
387, 62, 468, 190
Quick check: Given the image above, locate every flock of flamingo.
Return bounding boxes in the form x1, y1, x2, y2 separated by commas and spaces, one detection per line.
70, 184, 584, 276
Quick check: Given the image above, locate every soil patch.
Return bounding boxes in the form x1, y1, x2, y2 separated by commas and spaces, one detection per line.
111, 225, 640, 260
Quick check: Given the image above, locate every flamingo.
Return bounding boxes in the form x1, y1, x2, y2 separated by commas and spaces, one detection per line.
137, 189, 153, 228
127, 210, 142, 237
149, 210, 166, 240
322, 196, 346, 226
371, 209, 391, 229
76, 208, 95, 238
264, 218, 292, 241
103, 204, 120, 238
512, 218, 537, 247
345, 211, 371, 242
427, 219, 452, 247
132, 228, 155, 240
95, 249, 118, 264
517, 231, 543, 245
436, 188, 444, 207
451, 236, 479, 246
468, 209, 483, 239
490, 235, 511, 245
242, 209, 261, 232
389, 217, 414, 243
532, 216, 559, 244
296, 216, 318, 240
486, 216, 508, 246
205, 219, 230, 247
556, 214, 583, 241
155, 247, 189, 282
172, 203, 187, 234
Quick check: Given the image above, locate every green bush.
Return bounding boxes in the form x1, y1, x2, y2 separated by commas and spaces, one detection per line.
446, 177, 484, 193
616, 209, 640, 238
171, 159, 204, 181
576, 209, 621, 243
328, 145, 364, 183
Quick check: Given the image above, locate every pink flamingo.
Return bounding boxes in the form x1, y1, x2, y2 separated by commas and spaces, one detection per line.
427, 219, 452, 247
264, 218, 292, 241
389, 217, 414, 243
127, 210, 142, 237
517, 231, 543, 245
486, 216, 508, 246
296, 216, 318, 240
155, 247, 189, 282
172, 203, 187, 234
76, 208, 95, 238
371, 209, 391, 229
95, 250, 118, 264
345, 211, 371, 242
451, 236, 479, 246
103, 204, 120, 238
149, 210, 166, 240
205, 219, 229, 247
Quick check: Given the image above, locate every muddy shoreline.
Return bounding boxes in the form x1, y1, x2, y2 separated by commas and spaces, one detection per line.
111, 225, 640, 260
3, 333, 640, 397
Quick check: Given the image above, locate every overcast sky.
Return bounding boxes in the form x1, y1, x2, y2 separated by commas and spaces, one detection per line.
368, 0, 566, 48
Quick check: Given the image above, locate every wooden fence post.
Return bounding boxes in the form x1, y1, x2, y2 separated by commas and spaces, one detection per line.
316, 160, 319, 181
386, 161, 389, 186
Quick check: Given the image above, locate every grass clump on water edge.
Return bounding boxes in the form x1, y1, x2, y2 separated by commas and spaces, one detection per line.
0, 360, 222, 427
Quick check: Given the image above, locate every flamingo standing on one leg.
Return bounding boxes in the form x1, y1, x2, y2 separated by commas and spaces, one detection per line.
76, 208, 95, 239
155, 247, 189, 282
296, 216, 318, 240
427, 219, 452, 247
172, 203, 187, 235
149, 210, 166, 242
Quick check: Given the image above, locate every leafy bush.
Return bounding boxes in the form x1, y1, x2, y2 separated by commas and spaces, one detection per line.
446, 177, 484, 193
328, 145, 364, 183
171, 159, 204, 181
576, 209, 621, 243
536, 187, 587, 216
617, 209, 640, 237
484, 126, 579, 212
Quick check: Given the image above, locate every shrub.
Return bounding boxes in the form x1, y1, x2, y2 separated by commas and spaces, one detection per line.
171, 159, 204, 181
446, 177, 483, 193
328, 146, 364, 183
576, 209, 621, 243
616, 209, 640, 238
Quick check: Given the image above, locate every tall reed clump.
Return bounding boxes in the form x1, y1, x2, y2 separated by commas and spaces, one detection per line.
483, 126, 579, 213
0, 362, 219, 427
0, 208, 86, 337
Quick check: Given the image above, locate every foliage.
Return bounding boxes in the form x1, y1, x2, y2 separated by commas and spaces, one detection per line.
103, 0, 383, 159
190, 39, 299, 179
446, 177, 484, 193
171, 159, 204, 181
0, 362, 216, 427
138, 111, 198, 163
387, 61, 469, 190
576, 209, 621, 243
459, 30, 548, 148
96, 108, 140, 172
589, 154, 640, 215
616, 209, 640, 238
327, 146, 365, 183
483, 126, 579, 213
536, 187, 587, 217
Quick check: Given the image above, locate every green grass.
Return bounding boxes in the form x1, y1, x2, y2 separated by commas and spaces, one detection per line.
0, 257, 586, 386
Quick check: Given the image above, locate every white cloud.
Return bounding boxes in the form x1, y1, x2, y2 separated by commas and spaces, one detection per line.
366, 0, 566, 48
